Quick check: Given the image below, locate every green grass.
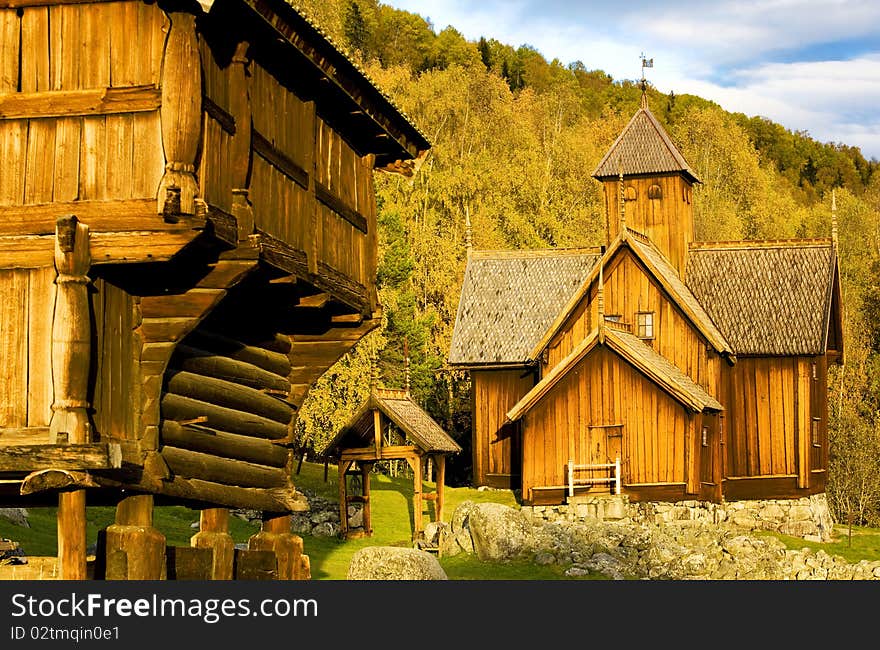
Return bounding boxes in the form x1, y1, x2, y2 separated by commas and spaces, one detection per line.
0, 505, 260, 557
758, 524, 880, 564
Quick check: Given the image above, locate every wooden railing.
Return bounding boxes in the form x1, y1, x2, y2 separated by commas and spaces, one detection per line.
567, 458, 621, 498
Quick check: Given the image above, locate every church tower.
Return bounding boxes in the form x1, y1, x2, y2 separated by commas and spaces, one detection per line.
592, 94, 700, 276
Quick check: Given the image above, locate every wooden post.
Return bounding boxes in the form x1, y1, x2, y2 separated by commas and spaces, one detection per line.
337, 459, 352, 538
410, 455, 422, 538
190, 508, 234, 580
435, 454, 446, 523
248, 514, 304, 580
157, 11, 201, 217
229, 40, 254, 241
51, 216, 91, 580
373, 408, 382, 459
361, 461, 372, 536
103, 494, 166, 580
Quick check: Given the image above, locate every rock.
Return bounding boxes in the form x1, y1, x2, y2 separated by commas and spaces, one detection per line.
348, 508, 364, 529
312, 522, 338, 537
564, 566, 591, 577
190, 521, 200, 529
423, 521, 443, 545
347, 547, 448, 580
438, 527, 462, 557
467, 503, 534, 562
581, 552, 627, 580
0, 509, 29, 528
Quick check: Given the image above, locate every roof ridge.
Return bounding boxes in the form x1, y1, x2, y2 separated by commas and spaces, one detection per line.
690, 238, 833, 250
469, 247, 604, 259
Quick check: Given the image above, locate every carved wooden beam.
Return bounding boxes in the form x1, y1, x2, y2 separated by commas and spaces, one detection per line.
229, 41, 255, 242
158, 11, 202, 219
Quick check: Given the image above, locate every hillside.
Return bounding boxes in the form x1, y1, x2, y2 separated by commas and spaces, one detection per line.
288, 1, 880, 526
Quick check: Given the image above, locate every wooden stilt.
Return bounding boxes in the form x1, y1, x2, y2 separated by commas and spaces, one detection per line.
436, 454, 446, 523
190, 508, 234, 580
51, 216, 92, 580
247, 514, 305, 580
410, 455, 422, 538
103, 494, 166, 580
361, 462, 372, 536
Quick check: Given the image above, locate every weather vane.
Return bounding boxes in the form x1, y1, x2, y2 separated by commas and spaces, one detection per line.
640, 53, 653, 105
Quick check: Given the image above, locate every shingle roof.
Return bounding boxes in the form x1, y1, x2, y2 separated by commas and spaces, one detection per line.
448, 248, 601, 366
507, 324, 722, 421
323, 389, 461, 455
686, 240, 837, 355
592, 107, 700, 183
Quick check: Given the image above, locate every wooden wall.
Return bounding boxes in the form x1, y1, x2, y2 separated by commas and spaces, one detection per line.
0, 267, 55, 432
546, 248, 720, 399
603, 173, 694, 275
471, 369, 533, 488
0, 2, 165, 218
522, 347, 701, 504
723, 355, 826, 492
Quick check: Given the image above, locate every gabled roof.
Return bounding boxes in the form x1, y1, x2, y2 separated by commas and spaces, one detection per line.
508, 324, 722, 421
529, 228, 734, 361
323, 389, 461, 455
448, 248, 601, 366
592, 105, 700, 183
686, 239, 839, 356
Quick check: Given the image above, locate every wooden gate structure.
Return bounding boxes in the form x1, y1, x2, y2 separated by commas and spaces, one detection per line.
324, 387, 460, 540
0, 0, 429, 579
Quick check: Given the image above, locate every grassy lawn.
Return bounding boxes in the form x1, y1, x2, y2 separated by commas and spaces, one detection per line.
6, 461, 878, 579
759, 524, 880, 564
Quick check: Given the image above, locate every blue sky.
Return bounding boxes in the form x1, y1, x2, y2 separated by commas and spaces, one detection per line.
382, 0, 880, 161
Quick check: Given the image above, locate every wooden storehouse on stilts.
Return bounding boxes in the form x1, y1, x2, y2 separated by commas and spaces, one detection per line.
323, 384, 460, 541
450, 91, 841, 512
0, 0, 429, 580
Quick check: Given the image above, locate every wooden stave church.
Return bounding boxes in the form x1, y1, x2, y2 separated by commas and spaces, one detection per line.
450, 95, 842, 507
0, 0, 429, 579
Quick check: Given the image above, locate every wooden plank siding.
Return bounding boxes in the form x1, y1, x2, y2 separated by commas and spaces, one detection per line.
545, 248, 721, 400
470, 369, 534, 488
0, 3, 165, 213
522, 347, 697, 504
603, 173, 694, 275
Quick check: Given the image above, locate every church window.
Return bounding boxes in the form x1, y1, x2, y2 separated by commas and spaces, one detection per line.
648, 184, 662, 199
624, 186, 637, 201
636, 312, 654, 339
812, 418, 821, 446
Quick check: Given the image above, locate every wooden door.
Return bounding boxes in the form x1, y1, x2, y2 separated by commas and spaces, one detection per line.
606, 425, 623, 490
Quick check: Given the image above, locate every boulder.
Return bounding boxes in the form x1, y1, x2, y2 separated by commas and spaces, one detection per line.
467, 503, 534, 561
347, 546, 448, 580
0, 509, 29, 528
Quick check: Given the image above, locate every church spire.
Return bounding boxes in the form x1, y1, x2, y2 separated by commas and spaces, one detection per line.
640, 53, 652, 109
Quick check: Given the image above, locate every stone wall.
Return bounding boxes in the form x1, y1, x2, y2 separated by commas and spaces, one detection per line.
520, 493, 835, 542
438, 500, 880, 580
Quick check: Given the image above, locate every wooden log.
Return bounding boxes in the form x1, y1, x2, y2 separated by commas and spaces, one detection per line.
166, 546, 214, 580
185, 330, 292, 377
102, 494, 166, 580
436, 454, 446, 523
248, 514, 304, 580
171, 344, 291, 393
58, 490, 86, 579
165, 370, 294, 425
161, 445, 288, 488
0, 85, 161, 120
0, 442, 121, 472
190, 508, 234, 580
0, 426, 51, 446
161, 421, 289, 468
229, 41, 254, 241
161, 393, 289, 440
158, 10, 201, 216
361, 461, 372, 535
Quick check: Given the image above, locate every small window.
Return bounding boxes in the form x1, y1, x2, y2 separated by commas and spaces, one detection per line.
636, 312, 654, 339
624, 186, 637, 201
648, 184, 662, 199
701, 425, 709, 447
812, 418, 821, 446
811, 363, 818, 381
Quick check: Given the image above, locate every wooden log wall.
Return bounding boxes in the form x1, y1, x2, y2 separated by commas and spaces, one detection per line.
0, 2, 165, 214
546, 248, 720, 399
724, 355, 825, 491
159, 325, 297, 491
603, 173, 694, 275
470, 369, 533, 488
522, 347, 697, 504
